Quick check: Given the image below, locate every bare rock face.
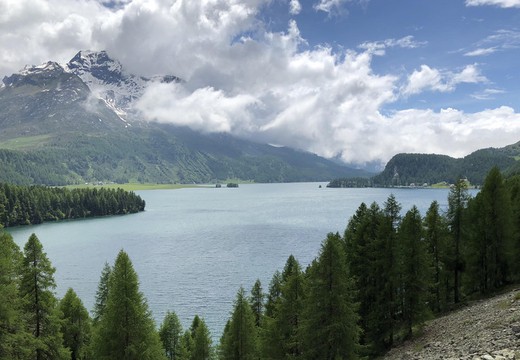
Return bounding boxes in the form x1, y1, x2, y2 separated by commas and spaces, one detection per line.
383, 289, 520, 360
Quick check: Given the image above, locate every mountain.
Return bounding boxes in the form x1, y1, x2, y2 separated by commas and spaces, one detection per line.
371, 146, 518, 186
0, 51, 368, 185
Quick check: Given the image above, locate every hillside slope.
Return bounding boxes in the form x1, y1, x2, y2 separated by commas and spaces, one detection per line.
383, 288, 520, 360
372, 147, 518, 186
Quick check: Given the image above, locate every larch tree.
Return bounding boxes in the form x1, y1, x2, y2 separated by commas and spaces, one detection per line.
59, 288, 91, 360
249, 279, 263, 328
92, 262, 111, 324
467, 168, 513, 293
301, 233, 360, 360
424, 201, 449, 313
398, 206, 431, 338
92, 249, 165, 360
220, 287, 257, 360
159, 310, 184, 360
447, 178, 470, 303
20, 233, 69, 360
191, 317, 212, 360
0, 229, 33, 359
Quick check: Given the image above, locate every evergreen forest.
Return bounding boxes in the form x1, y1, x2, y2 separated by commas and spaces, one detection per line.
0, 183, 145, 228
1, 167, 520, 359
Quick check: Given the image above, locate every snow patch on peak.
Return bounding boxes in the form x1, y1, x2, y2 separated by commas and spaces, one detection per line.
65, 50, 182, 119
20, 61, 65, 75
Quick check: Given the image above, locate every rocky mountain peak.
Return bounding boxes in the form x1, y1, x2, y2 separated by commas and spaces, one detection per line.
2, 61, 68, 87
64, 50, 181, 115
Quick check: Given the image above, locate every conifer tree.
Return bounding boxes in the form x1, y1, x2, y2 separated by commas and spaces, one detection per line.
398, 206, 431, 338
59, 288, 91, 360
275, 256, 305, 358
424, 201, 449, 313
180, 330, 194, 360
92, 250, 165, 360
505, 175, 520, 280
220, 287, 257, 360
264, 271, 282, 318
467, 168, 513, 293
249, 279, 263, 328
192, 317, 212, 360
160, 311, 184, 360
301, 233, 359, 360
383, 195, 402, 328
92, 262, 111, 323
20, 233, 69, 360
262, 255, 305, 359
447, 178, 470, 303
0, 229, 33, 359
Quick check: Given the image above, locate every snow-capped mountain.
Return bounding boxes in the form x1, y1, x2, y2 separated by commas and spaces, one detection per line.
65, 50, 181, 118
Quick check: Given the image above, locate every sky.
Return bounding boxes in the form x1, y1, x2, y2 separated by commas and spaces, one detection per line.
1, 0, 520, 168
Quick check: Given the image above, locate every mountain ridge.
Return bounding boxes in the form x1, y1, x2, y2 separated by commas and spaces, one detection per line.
0, 51, 368, 185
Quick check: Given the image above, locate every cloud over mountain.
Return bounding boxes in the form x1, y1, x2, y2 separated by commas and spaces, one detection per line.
0, 0, 519, 167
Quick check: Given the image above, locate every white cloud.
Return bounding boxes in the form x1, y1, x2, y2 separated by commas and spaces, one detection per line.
466, 0, 520, 8
314, 0, 347, 15
289, 0, 301, 15
471, 88, 506, 100
359, 35, 427, 55
136, 83, 259, 133
402, 64, 487, 96
464, 47, 498, 56
0, 0, 517, 168
464, 30, 520, 56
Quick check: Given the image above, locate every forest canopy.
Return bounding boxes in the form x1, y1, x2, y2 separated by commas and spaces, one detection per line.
0, 183, 145, 227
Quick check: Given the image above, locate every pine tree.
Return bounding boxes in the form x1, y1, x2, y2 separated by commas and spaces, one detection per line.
59, 288, 91, 360
192, 317, 212, 360
262, 255, 305, 359
20, 233, 69, 360
424, 201, 449, 313
276, 256, 305, 358
92, 262, 111, 323
301, 233, 359, 360
180, 330, 194, 360
0, 229, 33, 359
264, 271, 282, 318
220, 287, 257, 360
249, 279, 263, 328
467, 168, 514, 293
447, 178, 470, 303
398, 206, 431, 338
92, 250, 165, 360
505, 175, 520, 281
160, 311, 184, 360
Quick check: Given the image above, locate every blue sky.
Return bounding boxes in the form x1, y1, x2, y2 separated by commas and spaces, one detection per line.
1, 0, 520, 167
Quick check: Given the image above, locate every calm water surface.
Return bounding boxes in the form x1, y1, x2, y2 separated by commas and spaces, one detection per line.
9, 183, 475, 338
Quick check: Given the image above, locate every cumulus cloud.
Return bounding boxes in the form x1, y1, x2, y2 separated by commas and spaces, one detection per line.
465, 0, 520, 7
0, 0, 518, 167
289, 0, 302, 15
402, 64, 487, 96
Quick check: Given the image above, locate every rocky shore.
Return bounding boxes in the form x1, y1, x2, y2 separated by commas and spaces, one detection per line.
382, 288, 520, 360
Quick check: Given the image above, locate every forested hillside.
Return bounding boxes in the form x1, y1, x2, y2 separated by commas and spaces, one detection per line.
0, 183, 145, 227
372, 147, 517, 186
1, 167, 519, 359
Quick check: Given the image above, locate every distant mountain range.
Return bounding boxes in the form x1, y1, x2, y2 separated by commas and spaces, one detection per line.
0, 51, 369, 185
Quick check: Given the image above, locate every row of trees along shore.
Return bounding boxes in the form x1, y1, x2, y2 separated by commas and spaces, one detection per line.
0, 183, 145, 227
1, 166, 519, 359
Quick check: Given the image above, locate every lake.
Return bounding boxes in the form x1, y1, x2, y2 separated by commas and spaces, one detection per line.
8, 183, 475, 339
